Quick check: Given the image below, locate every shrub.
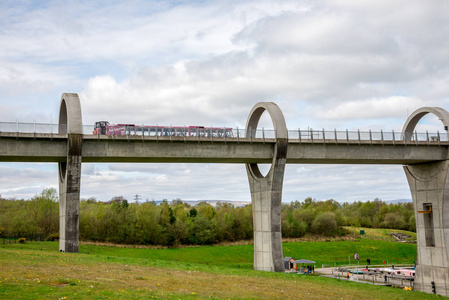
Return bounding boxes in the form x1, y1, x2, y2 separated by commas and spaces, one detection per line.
311, 212, 337, 236
46, 233, 59, 241
383, 212, 406, 230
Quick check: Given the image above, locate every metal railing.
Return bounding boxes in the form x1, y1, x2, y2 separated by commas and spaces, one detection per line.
0, 122, 448, 144
0, 121, 64, 134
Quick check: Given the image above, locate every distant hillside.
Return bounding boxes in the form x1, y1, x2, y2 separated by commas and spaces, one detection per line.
384, 199, 413, 204
152, 199, 251, 207
150, 199, 413, 206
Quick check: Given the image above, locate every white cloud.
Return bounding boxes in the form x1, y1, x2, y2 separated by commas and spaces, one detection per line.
0, 164, 57, 199
315, 96, 425, 120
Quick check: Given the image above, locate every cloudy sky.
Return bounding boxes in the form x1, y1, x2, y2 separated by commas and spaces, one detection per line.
1, 0, 448, 203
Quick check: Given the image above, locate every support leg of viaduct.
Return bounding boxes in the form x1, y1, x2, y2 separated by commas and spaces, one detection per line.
245, 102, 288, 272
58, 94, 83, 252
403, 107, 449, 296
404, 161, 449, 296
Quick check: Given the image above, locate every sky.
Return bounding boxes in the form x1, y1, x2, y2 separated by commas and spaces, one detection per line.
1, 0, 449, 203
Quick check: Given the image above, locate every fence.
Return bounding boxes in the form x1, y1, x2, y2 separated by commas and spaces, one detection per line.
0, 234, 46, 244
0, 122, 448, 143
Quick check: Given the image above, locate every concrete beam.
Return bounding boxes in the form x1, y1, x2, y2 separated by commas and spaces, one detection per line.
286, 143, 449, 165
0, 137, 67, 162
0, 136, 447, 164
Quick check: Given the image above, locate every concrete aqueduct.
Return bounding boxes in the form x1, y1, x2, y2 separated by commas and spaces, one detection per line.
1, 93, 449, 296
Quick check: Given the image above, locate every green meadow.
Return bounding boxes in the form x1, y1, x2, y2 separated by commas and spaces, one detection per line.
0, 231, 443, 299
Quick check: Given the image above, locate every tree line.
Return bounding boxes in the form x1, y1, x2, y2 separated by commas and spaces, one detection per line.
281, 198, 415, 238
0, 189, 415, 246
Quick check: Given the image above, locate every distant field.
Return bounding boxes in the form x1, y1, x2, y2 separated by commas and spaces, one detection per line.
0, 234, 441, 299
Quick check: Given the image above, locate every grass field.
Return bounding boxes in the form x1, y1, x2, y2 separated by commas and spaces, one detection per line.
343, 226, 417, 242
0, 231, 443, 299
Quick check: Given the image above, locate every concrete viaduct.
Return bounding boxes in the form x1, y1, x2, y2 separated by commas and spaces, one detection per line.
1, 93, 449, 296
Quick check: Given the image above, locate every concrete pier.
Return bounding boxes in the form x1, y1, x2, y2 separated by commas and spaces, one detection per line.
58, 94, 83, 252
403, 107, 449, 296
245, 102, 288, 272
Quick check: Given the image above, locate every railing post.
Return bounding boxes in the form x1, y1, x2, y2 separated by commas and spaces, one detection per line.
346, 129, 349, 145
403, 129, 407, 146
262, 127, 265, 144
357, 129, 361, 145
369, 129, 372, 145
426, 130, 429, 146
334, 129, 337, 145
438, 131, 441, 146
298, 128, 301, 144
392, 130, 395, 146
237, 126, 240, 143
381, 129, 384, 146
322, 128, 325, 144
310, 129, 314, 143
415, 131, 418, 146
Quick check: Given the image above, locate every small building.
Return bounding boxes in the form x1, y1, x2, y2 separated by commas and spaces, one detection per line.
284, 257, 296, 270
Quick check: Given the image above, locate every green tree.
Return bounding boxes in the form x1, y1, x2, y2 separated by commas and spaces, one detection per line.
191, 214, 217, 245
311, 212, 338, 236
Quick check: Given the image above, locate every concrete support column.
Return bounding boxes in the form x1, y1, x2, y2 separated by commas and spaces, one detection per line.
58, 94, 83, 252
404, 162, 449, 296
245, 102, 288, 272
403, 107, 449, 296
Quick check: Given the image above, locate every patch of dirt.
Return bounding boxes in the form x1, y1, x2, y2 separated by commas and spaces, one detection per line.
389, 232, 413, 242
56, 283, 70, 287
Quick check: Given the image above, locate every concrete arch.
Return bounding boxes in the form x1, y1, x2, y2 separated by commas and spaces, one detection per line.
58, 93, 83, 182
245, 102, 288, 179
402, 107, 449, 141
245, 102, 288, 272
59, 93, 83, 134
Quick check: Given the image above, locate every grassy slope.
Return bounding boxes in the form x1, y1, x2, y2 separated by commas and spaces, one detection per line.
343, 226, 417, 242
0, 235, 442, 299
